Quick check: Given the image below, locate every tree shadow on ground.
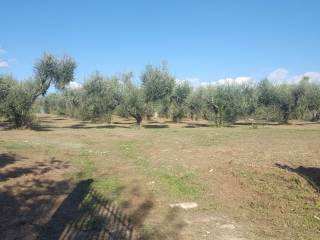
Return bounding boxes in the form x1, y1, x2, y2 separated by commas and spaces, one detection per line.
164, 120, 187, 124
144, 121, 160, 124
0, 153, 21, 168
30, 124, 54, 131
39, 179, 135, 240
0, 154, 184, 239
0, 119, 56, 131
0, 157, 69, 181
233, 122, 280, 126
0, 122, 54, 132
0, 120, 12, 129
0, 177, 72, 240
184, 123, 211, 128
52, 118, 68, 121
112, 121, 136, 125
143, 124, 169, 129
64, 124, 131, 129
27, 123, 131, 131
275, 163, 320, 192
295, 121, 320, 126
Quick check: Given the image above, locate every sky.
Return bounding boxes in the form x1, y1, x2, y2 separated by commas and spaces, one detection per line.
1, 0, 320, 86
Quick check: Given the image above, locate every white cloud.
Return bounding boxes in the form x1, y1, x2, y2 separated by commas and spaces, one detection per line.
177, 76, 254, 87
213, 76, 253, 85
0, 58, 9, 68
200, 81, 210, 87
288, 72, 320, 84
67, 81, 82, 89
176, 77, 204, 87
303, 72, 320, 82
185, 77, 200, 83
267, 68, 320, 84
0, 48, 9, 68
267, 68, 289, 83
177, 69, 320, 88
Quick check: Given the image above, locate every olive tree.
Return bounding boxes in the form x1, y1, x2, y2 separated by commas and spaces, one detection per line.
207, 84, 245, 124
305, 81, 320, 121
170, 81, 191, 122
0, 75, 16, 116
257, 79, 297, 123
256, 79, 282, 121
187, 88, 206, 120
276, 85, 294, 123
1, 54, 76, 127
80, 73, 122, 122
121, 80, 146, 126
240, 82, 258, 118
141, 63, 175, 118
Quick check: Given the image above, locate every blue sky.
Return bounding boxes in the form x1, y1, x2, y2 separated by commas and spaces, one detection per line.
1, 0, 320, 85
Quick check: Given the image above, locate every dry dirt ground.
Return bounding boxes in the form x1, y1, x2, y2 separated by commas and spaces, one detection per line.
0, 114, 319, 239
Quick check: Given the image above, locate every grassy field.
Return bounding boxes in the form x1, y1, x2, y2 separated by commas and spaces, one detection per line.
0, 114, 319, 239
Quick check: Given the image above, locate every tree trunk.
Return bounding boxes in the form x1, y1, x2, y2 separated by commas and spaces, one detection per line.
136, 114, 143, 126
312, 112, 316, 122
14, 115, 23, 128
282, 112, 289, 123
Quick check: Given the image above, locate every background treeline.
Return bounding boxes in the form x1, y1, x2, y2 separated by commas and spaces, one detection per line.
1, 53, 320, 128
38, 66, 320, 126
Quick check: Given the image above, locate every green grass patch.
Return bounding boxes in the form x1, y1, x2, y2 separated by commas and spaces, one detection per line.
117, 140, 136, 157
114, 138, 205, 199
0, 141, 33, 150
69, 151, 123, 200
92, 176, 122, 197
71, 151, 96, 180
158, 171, 201, 198
115, 140, 150, 169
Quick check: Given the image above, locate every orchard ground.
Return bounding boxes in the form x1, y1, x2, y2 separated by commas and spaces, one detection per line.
0, 114, 319, 239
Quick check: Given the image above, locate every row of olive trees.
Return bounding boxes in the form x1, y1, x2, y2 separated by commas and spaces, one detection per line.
0, 54, 76, 127
255, 78, 320, 122
41, 66, 320, 126
41, 63, 176, 125
1, 54, 320, 127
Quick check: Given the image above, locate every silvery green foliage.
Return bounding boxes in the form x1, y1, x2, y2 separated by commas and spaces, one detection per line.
0, 75, 16, 114
257, 79, 296, 122
1, 80, 35, 126
121, 80, 146, 125
141, 63, 175, 103
187, 88, 206, 120
21, 60, 320, 125
33, 54, 76, 99
80, 73, 123, 122
170, 81, 192, 122
1, 53, 76, 127
205, 84, 245, 124
306, 81, 320, 120
291, 77, 320, 121
171, 81, 192, 106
